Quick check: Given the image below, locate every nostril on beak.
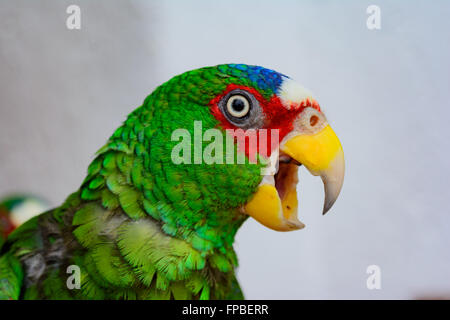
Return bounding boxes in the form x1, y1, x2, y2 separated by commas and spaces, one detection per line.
310, 115, 319, 126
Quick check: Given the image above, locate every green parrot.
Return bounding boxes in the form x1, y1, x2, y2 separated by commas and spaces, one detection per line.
0, 196, 48, 249
0, 64, 344, 300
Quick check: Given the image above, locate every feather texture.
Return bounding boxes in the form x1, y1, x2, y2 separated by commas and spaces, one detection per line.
0, 64, 288, 299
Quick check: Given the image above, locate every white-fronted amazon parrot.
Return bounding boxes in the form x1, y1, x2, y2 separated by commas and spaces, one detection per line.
0, 196, 48, 248
0, 64, 344, 299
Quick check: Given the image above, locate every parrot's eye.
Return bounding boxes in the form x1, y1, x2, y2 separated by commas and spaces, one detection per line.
219, 89, 263, 129
226, 95, 250, 118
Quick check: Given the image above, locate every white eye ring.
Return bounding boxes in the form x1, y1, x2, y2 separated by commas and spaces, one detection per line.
226, 95, 250, 118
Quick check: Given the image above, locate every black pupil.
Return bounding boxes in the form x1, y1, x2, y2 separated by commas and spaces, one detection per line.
232, 98, 246, 113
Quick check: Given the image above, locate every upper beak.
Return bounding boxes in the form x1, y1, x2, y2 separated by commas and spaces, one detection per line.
281, 125, 345, 215
243, 124, 345, 231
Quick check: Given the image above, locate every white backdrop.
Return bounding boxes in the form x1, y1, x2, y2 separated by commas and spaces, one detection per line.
1, 0, 449, 299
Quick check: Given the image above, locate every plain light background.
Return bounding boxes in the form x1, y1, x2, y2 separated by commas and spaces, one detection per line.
1, 0, 449, 299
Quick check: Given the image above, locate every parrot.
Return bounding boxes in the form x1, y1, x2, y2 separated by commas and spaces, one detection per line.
0, 196, 49, 248
0, 64, 344, 300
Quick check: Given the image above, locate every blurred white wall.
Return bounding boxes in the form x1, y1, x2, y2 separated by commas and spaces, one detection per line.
1, 0, 449, 299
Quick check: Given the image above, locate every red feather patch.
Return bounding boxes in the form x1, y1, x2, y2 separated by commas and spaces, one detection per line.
209, 84, 321, 159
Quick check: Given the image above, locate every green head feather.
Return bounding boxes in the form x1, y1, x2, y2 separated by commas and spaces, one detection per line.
80, 64, 286, 251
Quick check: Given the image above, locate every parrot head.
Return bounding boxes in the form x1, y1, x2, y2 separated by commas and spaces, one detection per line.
0, 195, 49, 239
94, 64, 344, 250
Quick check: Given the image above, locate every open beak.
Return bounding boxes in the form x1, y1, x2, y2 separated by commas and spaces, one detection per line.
243, 124, 345, 231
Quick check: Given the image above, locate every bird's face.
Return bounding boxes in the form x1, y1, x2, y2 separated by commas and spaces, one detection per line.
205, 65, 345, 231
143, 64, 344, 235
0, 196, 48, 238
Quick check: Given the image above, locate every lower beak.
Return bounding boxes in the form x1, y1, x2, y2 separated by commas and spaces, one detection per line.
243, 125, 345, 231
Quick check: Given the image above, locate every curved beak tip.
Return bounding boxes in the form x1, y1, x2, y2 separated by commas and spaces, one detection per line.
322, 200, 335, 215
320, 150, 345, 216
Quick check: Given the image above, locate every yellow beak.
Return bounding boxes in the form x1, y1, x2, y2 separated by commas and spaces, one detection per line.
243, 125, 345, 231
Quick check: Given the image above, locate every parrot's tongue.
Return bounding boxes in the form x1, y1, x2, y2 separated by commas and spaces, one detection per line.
242, 152, 304, 231
274, 162, 299, 200
274, 160, 301, 224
